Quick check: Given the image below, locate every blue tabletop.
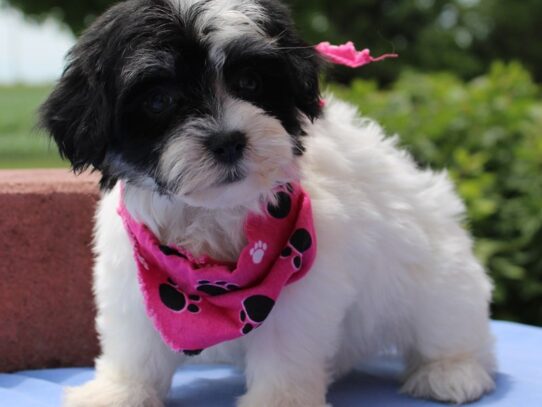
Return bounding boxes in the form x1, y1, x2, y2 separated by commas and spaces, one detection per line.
1, 321, 541, 406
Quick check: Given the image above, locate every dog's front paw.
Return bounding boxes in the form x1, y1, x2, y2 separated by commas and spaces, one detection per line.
401, 357, 495, 404
63, 378, 163, 407
237, 390, 331, 407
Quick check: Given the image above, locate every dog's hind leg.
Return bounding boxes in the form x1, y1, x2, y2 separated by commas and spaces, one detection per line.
401, 251, 496, 404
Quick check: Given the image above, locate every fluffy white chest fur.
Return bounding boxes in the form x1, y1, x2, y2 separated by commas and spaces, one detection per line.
77, 99, 495, 407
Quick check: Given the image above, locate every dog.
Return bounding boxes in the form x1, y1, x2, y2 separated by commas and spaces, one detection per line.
40, 0, 496, 406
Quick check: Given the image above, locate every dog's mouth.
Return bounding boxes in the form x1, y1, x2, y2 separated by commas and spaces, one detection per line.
179, 166, 248, 198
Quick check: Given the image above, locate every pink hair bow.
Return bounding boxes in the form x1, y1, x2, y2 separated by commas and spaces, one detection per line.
315, 41, 398, 68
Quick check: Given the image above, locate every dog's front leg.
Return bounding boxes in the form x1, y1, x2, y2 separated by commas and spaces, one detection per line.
237, 266, 352, 407
64, 262, 181, 407
64, 200, 183, 407
63, 262, 182, 407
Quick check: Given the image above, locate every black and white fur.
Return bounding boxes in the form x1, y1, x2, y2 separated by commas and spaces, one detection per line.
41, 1, 496, 406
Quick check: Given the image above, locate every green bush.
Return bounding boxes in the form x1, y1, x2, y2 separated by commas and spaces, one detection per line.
330, 62, 542, 326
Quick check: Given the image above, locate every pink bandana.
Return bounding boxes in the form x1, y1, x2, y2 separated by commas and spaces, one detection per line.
118, 183, 317, 354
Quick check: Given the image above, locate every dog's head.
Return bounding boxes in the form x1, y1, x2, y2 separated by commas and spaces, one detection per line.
41, 0, 321, 208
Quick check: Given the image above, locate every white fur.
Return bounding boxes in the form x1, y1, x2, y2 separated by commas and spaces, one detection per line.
64, 97, 496, 407
169, 0, 268, 61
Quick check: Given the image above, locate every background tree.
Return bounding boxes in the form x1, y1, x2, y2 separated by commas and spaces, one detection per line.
4, 0, 112, 34
474, 0, 542, 82
4, 0, 542, 83
288, 0, 483, 83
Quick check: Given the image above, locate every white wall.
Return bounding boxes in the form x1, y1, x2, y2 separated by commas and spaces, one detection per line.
0, 5, 75, 84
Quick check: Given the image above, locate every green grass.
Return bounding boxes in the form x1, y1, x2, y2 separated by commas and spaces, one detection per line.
0, 85, 67, 169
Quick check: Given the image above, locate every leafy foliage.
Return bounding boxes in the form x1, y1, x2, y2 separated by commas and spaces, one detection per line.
474, 0, 542, 83
330, 62, 542, 325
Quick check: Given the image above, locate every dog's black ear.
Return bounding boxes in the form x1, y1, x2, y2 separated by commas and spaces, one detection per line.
40, 61, 110, 172
39, 8, 118, 172
284, 44, 322, 122
260, 1, 322, 122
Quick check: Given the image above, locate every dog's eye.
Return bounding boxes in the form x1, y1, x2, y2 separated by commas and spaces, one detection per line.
236, 70, 261, 95
143, 91, 175, 117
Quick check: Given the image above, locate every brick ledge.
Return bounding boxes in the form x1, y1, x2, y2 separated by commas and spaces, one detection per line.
0, 169, 100, 194
0, 169, 100, 372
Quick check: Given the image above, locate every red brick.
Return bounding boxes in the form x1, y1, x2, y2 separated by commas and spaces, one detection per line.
0, 170, 100, 372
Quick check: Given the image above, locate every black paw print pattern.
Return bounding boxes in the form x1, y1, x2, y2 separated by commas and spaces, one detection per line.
239, 295, 276, 335
281, 228, 313, 269
159, 244, 188, 260
267, 184, 293, 219
159, 278, 202, 314
197, 280, 241, 296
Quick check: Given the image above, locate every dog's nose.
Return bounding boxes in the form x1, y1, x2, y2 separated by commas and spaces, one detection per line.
206, 131, 247, 164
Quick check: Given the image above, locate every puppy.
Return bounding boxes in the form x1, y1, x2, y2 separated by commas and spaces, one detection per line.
40, 0, 496, 406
